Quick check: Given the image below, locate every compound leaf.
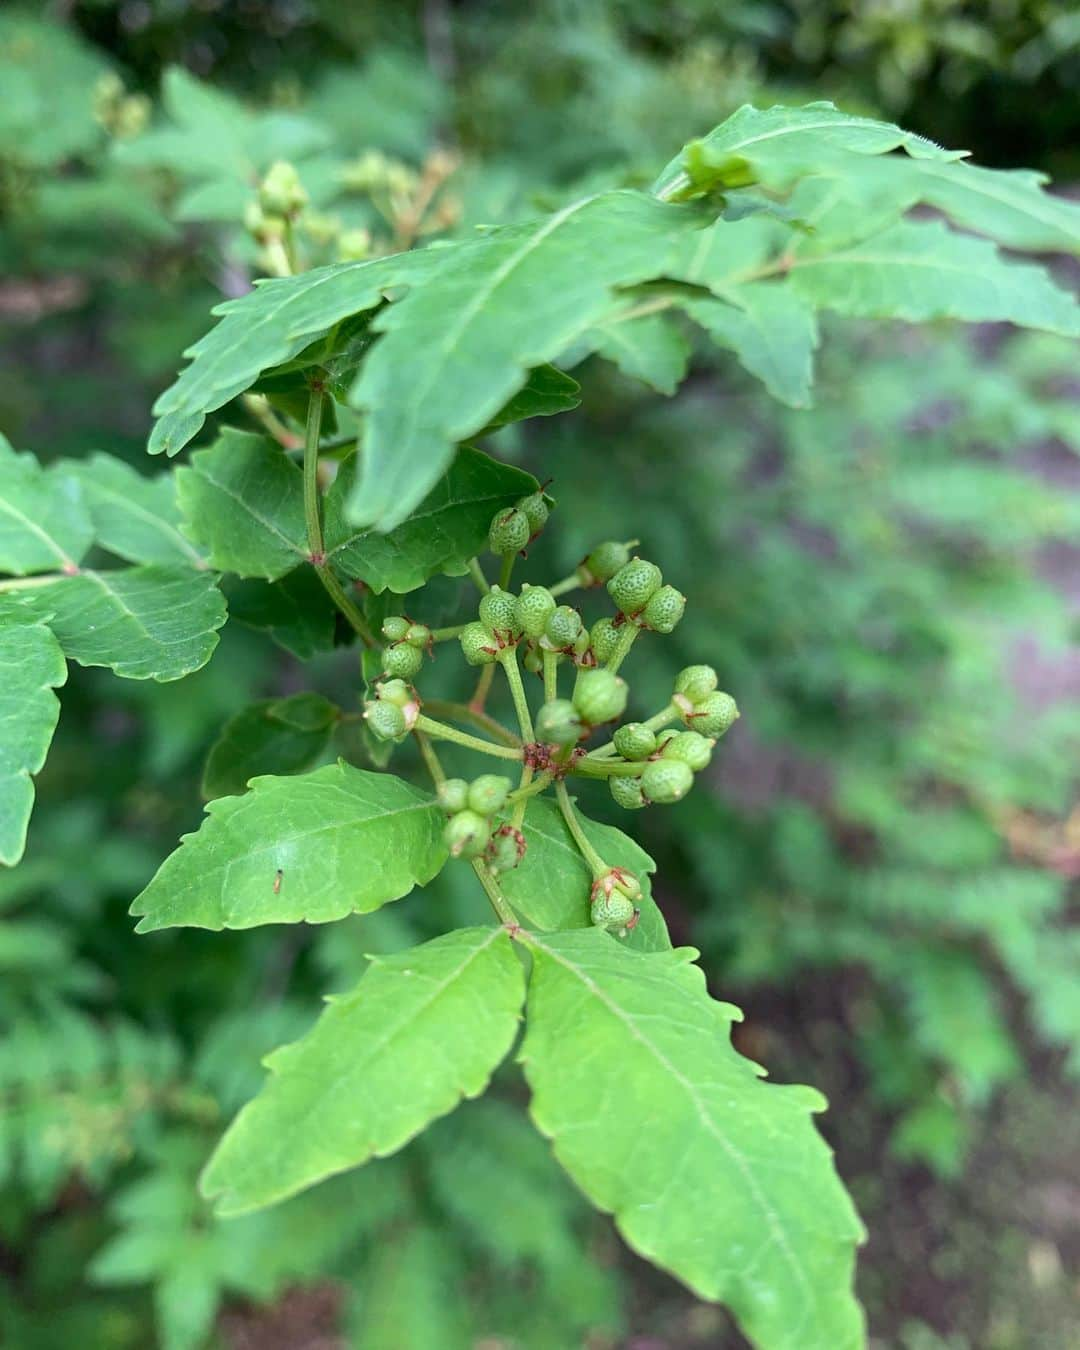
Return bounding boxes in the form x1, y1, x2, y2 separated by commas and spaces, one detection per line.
201, 692, 340, 798
587, 314, 691, 395
0, 436, 94, 575
0, 614, 66, 866
520, 930, 865, 1350
200, 925, 525, 1214
225, 570, 338, 659
131, 762, 446, 932
324, 446, 537, 594
23, 566, 226, 681
498, 797, 670, 953
175, 428, 307, 581
71, 454, 206, 568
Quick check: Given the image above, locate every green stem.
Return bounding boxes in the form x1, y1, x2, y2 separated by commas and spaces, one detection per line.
421, 699, 520, 747
315, 565, 377, 646
303, 389, 324, 559
555, 781, 607, 877
510, 763, 534, 831
548, 540, 640, 598
507, 770, 553, 806
471, 859, 520, 927
467, 558, 490, 595
498, 552, 515, 590
606, 622, 640, 674
642, 702, 680, 733
571, 757, 647, 779
498, 646, 534, 742
431, 623, 469, 642
414, 714, 522, 761
0, 572, 74, 591
469, 663, 497, 714
542, 649, 560, 703
413, 730, 446, 786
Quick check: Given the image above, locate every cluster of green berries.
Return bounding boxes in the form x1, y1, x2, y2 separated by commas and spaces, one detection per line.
672, 665, 739, 736
590, 867, 643, 935
437, 775, 524, 873
362, 677, 421, 743
379, 616, 433, 680
488, 490, 552, 556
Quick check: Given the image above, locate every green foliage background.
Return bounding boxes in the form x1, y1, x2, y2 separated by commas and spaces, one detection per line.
1, 3, 1077, 1347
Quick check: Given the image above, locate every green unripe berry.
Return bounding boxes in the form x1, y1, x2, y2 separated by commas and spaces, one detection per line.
607, 558, 663, 616
542, 605, 583, 651
467, 774, 513, 816
674, 664, 718, 704
443, 809, 490, 859
641, 758, 694, 804
488, 507, 530, 555
590, 617, 621, 663
643, 585, 686, 634
661, 730, 714, 771
591, 890, 637, 930
437, 778, 470, 814
534, 698, 585, 748
375, 678, 413, 709
460, 622, 497, 666
517, 491, 550, 535
609, 775, 647, 810
688, 691, 739, 737
572, 629, 591, 662
364, 700, 407, 742
515, 584, 556, 639
381, 616, 409, 642
613, 722, 657, 760
479, 586, 520, 638
383, 642, 423, 679
487, 825, 526, 873
258, 160, 307, 216
522, 643, 543, 674
405, 622, 431, 649
573, 668, 628, 726
579, 540, 631, 585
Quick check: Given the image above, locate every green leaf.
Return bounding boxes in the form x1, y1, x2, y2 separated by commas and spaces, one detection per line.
70, 454, 206, 568
347, 1223, 472, 1350
587, 314, 691, 395
0, 437, 94, 576
323, 446, 537, 594
481, 363, 582, 430
0, 616, 66, 866
225, 571, 338, 659
175, 428, 307, 580
148, 249, 438, 457
790, 220, 1080, 336
201, 692, 340, 798
653, 100, 960, 200
200, 926, 525, 1214
520, 930, 865, 1349
130, 762, 447, 932
347, 191, 702, 529
23, 566, 226, 681
498, 798, 670, 953
679, 284, 819, 407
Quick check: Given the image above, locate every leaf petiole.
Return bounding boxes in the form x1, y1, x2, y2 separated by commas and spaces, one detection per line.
414, 714, 523, 761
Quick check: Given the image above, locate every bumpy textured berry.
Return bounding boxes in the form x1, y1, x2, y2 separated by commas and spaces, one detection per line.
643, 585, 686, 634
443, 809, 490, 859
375, 678, 413, 709
487, 825, 526, 873
381, 616, 409, 643
613, 722, 657, 760
437, 778, 469, 814
542, 605, 583, 651
607, 558, 663, 616
580, 540, 631, 585
641, 758, 693, 804
460, 622, 497, 666
609, 775, 647, 810
661, 730, 714, 771
468, 774, 512, 816
590, 890, 637, 930
479, 586, 520, 638
405, 622, 431, 649
674, 664, 718, 704
488, 507, 530, 555
517, 491, 549, 535
515, 584, 556, 639
573, 668, 628, 725
364, 700, 407, 742
688, 691, 739, 737
590, 617, 621, 663
383, 642, 423, 678
534, 698, 584, 747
